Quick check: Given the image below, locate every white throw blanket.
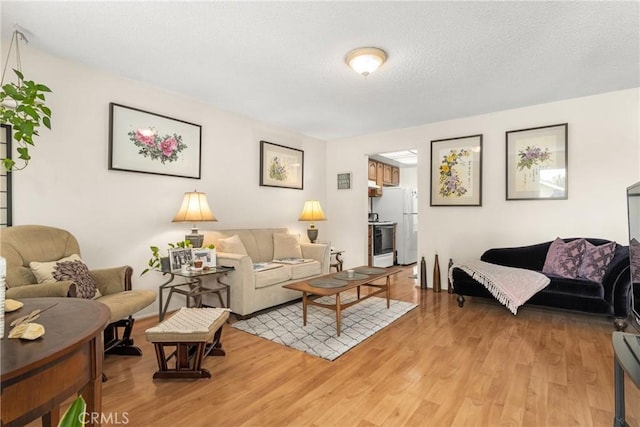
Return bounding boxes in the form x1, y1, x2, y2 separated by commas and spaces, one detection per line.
450, 259, 551, 315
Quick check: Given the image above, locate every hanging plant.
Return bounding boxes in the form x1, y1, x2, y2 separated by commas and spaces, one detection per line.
0, 28, 53, 171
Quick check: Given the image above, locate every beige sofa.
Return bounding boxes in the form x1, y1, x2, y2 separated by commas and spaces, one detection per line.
201, 228, 330, 316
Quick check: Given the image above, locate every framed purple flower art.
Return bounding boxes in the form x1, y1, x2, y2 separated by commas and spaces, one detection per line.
506, 123, 568, 200
109, 103, 202, 179
430, 134, 483, 206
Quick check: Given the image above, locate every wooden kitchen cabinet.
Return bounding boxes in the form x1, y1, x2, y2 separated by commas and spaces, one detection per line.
368, 160, 377, 181
391, 166, 400, 186
383, 164, 392, 185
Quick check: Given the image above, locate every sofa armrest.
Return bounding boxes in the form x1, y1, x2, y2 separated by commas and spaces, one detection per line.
301, 243, 330, 273
601, 245, 631, 317
90, 266, 133, 295
6, 281, 74, 299
216, 252, 255, 315
481, 241, 552, 271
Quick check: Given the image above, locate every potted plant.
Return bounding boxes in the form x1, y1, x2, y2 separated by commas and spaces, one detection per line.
0, 29, 53, 171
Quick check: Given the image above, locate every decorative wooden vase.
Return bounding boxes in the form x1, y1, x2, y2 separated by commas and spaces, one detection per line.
448, 258, 454, 294
420, 256, 427, 289
433, 254, 442, 293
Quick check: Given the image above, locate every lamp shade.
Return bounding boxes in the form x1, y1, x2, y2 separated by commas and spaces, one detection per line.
345, 47, 387, 76
172, 191, 217, 223
298, 200, 326, 222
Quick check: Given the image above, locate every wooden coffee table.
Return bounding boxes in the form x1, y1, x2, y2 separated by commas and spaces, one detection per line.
283, 266, 401, 336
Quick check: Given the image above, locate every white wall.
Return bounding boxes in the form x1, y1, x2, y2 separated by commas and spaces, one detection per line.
5, 43, 327, 317
326, 88, 640, 288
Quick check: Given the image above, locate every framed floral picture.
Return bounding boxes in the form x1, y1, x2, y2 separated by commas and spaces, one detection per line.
430, 134, 482, 206
109, 103, 202, 179
506, 123, 568, 200
259, 140, 304, 189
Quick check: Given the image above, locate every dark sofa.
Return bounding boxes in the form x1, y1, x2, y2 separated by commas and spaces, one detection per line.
451, 238, 631, 329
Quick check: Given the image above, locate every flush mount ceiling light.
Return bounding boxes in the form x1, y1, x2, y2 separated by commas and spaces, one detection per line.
345, 47, 387, 76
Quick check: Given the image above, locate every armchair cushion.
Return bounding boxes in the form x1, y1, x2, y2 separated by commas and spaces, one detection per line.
30, 254, 82, 283
273, 233, 302, 259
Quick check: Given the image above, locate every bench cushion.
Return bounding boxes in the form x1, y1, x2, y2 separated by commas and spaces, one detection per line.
145, 307, 230, 342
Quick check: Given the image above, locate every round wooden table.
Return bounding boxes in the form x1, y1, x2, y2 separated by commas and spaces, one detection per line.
1, 297, 110, 427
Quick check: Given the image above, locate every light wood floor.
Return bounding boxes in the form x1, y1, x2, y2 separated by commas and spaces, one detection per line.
60, 268, 640, 426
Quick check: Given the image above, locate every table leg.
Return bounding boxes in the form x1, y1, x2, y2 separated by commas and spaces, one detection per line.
614, 356, 628, 427
42, 406, 60, 427
302, 292, 308, 326
336, 292, 341, 337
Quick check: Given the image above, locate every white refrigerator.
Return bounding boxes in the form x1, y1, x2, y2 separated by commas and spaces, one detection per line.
372, 187, 418, 265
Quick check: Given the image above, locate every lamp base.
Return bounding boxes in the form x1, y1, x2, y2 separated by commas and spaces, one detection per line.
185, 233, 204, 248
306, 228, 319, 244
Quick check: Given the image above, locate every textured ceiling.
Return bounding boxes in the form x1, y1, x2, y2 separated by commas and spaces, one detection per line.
1, 1, 638, 140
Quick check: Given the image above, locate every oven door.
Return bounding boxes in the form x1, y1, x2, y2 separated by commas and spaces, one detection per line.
373, 225, 394, 256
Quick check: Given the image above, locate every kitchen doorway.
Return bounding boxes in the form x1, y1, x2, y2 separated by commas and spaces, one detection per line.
367, 149, 419, 267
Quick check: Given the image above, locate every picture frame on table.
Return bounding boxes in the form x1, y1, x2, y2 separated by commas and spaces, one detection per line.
191, 248, 216, 268
506, 123, 568, 201
168, 248, 193, 271
259, 140, 304, 190
109, 102, 202, 179
430, 134, 483, 206
337, 172, 352, 190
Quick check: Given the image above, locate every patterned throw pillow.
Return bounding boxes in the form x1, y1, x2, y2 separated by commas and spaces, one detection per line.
578, 241, 616, 283
52, 260, 99, 299
542, 238, 586, 279
631, 238, 640, 283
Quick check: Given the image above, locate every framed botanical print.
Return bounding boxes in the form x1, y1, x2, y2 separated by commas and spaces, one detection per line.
0, 124, 11, 227
430, 134, 482, 206
506, 123, 568, 200
259, 140, 304, 189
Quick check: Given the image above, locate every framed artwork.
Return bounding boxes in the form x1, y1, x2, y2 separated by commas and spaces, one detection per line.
430, 134, 483, 206
0, 124, 11, 227
169, 248, 193, 271
192, 248, 215, 268
506, 123, 568, 200
109, 103, 202, 179
337, 172, 352, 190
259, 140, 304, 189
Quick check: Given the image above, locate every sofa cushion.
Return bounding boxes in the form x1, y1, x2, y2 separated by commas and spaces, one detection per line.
578, 240, 616, 283
290, 260, 322, 279
255, 266, 292, 289
217, 234, 248, 256
273, 233, 302, 259
542, 238, 586, 279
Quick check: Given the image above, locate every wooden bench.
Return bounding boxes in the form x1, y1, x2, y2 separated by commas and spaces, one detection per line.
145, 307, 229, 379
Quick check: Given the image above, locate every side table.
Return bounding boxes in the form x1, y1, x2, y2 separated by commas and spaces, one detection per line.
158, 266, 234, 321
613, 331, 640, 427
330, 250, 345, 272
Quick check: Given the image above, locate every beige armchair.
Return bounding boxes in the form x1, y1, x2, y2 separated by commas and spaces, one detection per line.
1, 225, 156, 356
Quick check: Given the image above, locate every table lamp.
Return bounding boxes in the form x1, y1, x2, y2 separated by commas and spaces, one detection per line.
172, 190, 217, 248
298, 200, 326, 243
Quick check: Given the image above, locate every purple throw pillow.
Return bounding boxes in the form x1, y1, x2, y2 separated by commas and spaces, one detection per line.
578, 241, 616, 283
631, 238, 640, 283
542, 238, 586, 279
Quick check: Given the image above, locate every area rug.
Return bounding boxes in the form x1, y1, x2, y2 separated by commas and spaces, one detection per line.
231, 296, 417, 361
